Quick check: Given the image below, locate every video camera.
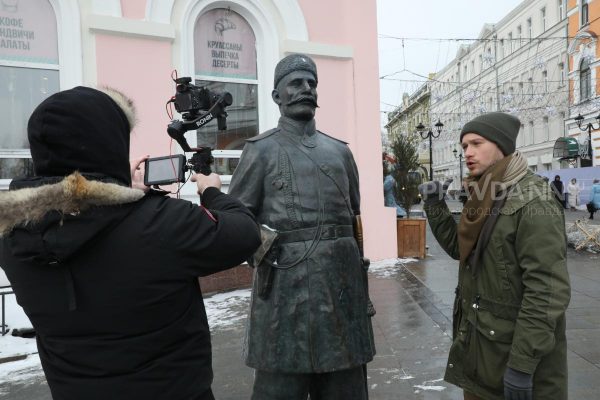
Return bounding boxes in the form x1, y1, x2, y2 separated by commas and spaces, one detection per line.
144, 76, 233, 187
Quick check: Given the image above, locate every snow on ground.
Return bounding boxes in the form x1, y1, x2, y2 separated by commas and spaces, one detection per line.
368, 258, 418, 278
204, 289, 251, 331
0, 334, 37, 360
0, 292, 43, 385
0, 259, 417, 381
0, 354, 45, 393
413, 378, 446, 392
0, 291, 37, 361
0, 288, 253, 381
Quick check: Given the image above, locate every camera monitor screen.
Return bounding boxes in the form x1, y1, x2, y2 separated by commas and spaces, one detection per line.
144, 155, 186, 186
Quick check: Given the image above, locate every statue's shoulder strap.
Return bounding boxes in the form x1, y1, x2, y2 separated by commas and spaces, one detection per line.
246, 128, 280, 142
317, 130, 348, 145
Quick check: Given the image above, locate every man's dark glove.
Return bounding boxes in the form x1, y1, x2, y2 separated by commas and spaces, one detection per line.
503, 367, 533, 400
418, 179, 453, 205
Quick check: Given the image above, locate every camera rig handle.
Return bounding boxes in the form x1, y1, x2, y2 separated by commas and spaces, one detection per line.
166, 92, 232, 175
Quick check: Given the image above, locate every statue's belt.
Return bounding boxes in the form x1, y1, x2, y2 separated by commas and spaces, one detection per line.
277, 224, 354, 244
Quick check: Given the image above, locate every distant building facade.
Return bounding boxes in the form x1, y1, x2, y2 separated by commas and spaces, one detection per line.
384, 81, 431, 179
429, 0, 569, 188
566, 0, 600, 167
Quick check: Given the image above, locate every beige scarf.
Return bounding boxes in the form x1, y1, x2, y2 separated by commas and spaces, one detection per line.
457, 151, 528, 264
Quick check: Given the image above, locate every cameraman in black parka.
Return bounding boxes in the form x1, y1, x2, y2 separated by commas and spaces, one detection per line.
0, 86, 261, 400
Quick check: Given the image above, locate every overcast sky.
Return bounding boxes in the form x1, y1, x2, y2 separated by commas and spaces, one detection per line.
377, 0, 524, 127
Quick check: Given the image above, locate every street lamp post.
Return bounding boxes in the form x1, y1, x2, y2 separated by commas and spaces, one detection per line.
574, 113, 599, 165
452, 148, 464, 181
416, 120, 444, 181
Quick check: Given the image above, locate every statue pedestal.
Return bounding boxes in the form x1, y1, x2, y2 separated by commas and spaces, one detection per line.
396, 218, 426, 259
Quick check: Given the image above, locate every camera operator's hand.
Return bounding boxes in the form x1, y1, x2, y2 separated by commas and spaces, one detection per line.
191, 173, 221, 195
130, 155, 150, 193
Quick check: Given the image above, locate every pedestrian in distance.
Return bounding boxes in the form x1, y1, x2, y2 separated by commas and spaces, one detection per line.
418, 112, 571, 400
589, 179, 600, 220
0, 86, 261, 400
228, 53, 375, 400
550, 175, 566, 209
383, 160, 407, 218
567, 178, 581, 211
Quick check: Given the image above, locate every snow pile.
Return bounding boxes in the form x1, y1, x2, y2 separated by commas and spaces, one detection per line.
413, 378, 446, 393
204, 289, 251, 331
0, 354, 44, 393
0, 292, 37, 362
0, 334, 37, 359
566, 220, 600, 253
368, 258, 418, 278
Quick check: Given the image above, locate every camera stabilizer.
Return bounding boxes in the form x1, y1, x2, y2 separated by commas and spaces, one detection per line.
144, 76, 233, 187
166, 77, 233, 176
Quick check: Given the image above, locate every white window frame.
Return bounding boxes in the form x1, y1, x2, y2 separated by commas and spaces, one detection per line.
559, 62, 565, 86
541, 7, 546, 32
558, 0, 564, 20
191, 8, 261, 181
176, 1, 291, 193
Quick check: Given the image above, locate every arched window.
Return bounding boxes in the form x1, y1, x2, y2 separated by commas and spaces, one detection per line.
580, 57, 591, 101
193, 8, 258, 175
0, 0, 60, 181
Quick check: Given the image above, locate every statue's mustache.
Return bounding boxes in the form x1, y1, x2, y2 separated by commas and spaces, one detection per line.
287, 96, 319, 107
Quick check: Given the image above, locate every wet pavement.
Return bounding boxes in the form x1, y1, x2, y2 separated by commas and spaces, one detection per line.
1, 203, 599, 399
208, 205, 600, 399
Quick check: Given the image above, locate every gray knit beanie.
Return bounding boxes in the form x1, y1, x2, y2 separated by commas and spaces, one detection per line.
460, 112, 521, 155
273, 53, 318, 88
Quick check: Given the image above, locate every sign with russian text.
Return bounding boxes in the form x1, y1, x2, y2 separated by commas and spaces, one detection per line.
194, 9, 256, 79
0, 0, 58, 65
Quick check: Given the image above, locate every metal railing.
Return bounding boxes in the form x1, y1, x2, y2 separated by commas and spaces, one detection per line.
0, 285, 14, 336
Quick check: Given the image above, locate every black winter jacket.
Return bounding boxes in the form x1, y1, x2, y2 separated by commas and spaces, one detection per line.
0, 173, 261, 400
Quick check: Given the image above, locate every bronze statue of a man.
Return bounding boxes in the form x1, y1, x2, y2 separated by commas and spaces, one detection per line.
229, 53, 375, 400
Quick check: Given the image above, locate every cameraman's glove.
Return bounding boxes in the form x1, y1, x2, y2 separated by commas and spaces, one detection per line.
418, 179, 453, 205
503, 367, 533, 400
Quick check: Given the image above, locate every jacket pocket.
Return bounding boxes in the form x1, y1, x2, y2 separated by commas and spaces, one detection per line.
490, 236, 513, 292
464, 308, 514, 392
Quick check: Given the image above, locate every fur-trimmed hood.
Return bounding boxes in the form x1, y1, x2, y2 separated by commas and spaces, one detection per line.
0, 173, 144, 266
0, 172, 144, 237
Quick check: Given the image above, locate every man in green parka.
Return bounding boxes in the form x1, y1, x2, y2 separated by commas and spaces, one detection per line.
418, 112, 570, 400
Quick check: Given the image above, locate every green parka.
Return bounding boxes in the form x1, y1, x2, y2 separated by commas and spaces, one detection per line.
424, 171, 570, 400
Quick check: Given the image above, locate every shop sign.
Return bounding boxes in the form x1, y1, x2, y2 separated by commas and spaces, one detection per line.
0, 0, 58, 65
194, 9, 256, 79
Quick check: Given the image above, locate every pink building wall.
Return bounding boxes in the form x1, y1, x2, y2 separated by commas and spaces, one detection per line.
95, 35, 176, 163
120, 0, 146, 20
92, 0, 397, 260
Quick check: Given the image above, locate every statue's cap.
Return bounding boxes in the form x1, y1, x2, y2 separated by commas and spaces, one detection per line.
274, 53, 318, 88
